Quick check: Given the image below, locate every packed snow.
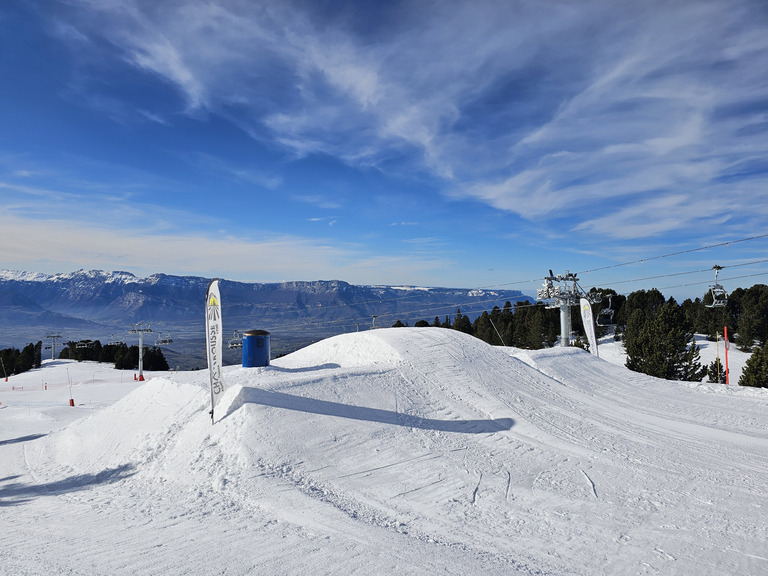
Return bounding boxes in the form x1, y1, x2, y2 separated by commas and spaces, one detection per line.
1, 329, 765, 575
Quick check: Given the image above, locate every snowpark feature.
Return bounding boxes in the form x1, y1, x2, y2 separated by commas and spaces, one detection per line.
1, 329, 765, 575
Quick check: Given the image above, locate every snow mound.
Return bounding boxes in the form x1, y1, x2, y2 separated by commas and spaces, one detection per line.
28, 379, 209, 476
275, 329, 404, 368
5, 328, 767, 576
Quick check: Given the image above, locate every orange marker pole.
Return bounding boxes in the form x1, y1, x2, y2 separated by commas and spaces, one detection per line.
724, 326, 730, 386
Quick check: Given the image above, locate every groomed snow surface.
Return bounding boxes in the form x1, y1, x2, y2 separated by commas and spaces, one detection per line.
1, 329, 765, 575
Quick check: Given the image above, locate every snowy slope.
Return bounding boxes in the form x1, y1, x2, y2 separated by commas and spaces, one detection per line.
1, 329, 766, 575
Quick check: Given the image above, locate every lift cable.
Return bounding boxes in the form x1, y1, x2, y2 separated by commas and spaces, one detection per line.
574, 232, 768, 277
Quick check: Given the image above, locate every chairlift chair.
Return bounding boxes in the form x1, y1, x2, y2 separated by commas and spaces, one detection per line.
228, 330, 243, 349
596, 294, 615, 326
705, 265, 728, 308
707, 285, 728, 308
155, 332, 173, 346
597, 308, 615, 326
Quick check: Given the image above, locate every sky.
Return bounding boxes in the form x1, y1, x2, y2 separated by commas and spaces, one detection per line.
1, 0, 767, 302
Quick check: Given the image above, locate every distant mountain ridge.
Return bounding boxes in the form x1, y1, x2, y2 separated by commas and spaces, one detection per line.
0, 269, 533, 364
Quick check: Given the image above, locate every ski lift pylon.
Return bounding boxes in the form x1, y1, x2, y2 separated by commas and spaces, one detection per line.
706, 265, 728, 308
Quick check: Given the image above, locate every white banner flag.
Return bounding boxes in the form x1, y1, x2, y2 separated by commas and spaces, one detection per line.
206, 279, 224, 422
580, 298, 599, 357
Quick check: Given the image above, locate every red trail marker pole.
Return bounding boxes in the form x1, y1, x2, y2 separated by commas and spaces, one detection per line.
724, 326, 730, 386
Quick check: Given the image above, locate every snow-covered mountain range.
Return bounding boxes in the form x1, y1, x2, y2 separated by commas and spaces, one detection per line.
0, 269, 531, 358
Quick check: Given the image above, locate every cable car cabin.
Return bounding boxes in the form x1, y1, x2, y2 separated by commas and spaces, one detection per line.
706, 284, 728, 308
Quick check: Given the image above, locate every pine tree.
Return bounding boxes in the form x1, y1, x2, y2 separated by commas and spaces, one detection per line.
738, 344, 768, 388
34, 341, 43, 368
706, 359, 727, 384
472, 311, 495, 344
453, 308, 473, 335
625, 309, 654, 374
735, 284, 768, 350
115, 345, 138, 370
17, 343, 36, 373
625, 297, 705, 381
143, 347, 169, 371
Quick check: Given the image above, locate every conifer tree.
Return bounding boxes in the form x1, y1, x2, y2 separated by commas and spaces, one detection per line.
625, 297, 705, 381
472, 311, 495, 344
18, 343, 36, 373
453, 308, 473, 335
706, 359, 726, 384
738, 344, 768, 388
735, 284, 768, 350
34, 341, 42, 368
143, 347, 169, 371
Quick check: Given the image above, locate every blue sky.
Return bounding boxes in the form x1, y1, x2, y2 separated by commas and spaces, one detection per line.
1, 0, 767, 302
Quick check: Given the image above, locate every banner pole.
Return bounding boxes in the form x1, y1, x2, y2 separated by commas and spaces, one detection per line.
206, 279, 225, 423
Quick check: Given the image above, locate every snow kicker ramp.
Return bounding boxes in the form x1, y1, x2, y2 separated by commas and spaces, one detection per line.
4, 328, 767, 576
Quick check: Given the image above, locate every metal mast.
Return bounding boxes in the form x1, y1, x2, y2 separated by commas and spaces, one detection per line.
44, 332, 63, 361
129, 323, 153, 381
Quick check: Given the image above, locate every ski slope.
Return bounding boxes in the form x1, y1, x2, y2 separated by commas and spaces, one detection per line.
1, 329, 765, 575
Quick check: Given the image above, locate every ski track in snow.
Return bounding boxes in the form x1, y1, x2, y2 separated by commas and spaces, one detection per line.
1, 328, 766, 575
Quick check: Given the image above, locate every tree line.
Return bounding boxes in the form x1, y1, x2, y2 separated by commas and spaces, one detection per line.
0, 341, 43, 377
0, 339, 168, 376
59, 340, 169, 371
394, 283, 768, 388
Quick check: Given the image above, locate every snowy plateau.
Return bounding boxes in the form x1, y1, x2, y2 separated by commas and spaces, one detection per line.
0, 328, 765, 575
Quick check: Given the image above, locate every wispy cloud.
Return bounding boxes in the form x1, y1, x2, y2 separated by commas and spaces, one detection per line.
293, 195, 342, 210
191, 153, 283, 190
47, 0, 768, 247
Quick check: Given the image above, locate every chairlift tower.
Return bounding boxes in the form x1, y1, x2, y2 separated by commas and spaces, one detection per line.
129, 323, 153, 381
537, 270, 600, 347
44, 332, 63, 361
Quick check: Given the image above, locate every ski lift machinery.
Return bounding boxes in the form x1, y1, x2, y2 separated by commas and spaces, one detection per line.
706, 265, 728, 308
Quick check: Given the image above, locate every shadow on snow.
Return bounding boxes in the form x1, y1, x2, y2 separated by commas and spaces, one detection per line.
0, 433, 48, 446
225, 387, 515, 434
0, 464, 135, 506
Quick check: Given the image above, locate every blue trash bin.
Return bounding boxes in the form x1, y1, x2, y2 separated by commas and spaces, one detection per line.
242, 330, 270, 367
